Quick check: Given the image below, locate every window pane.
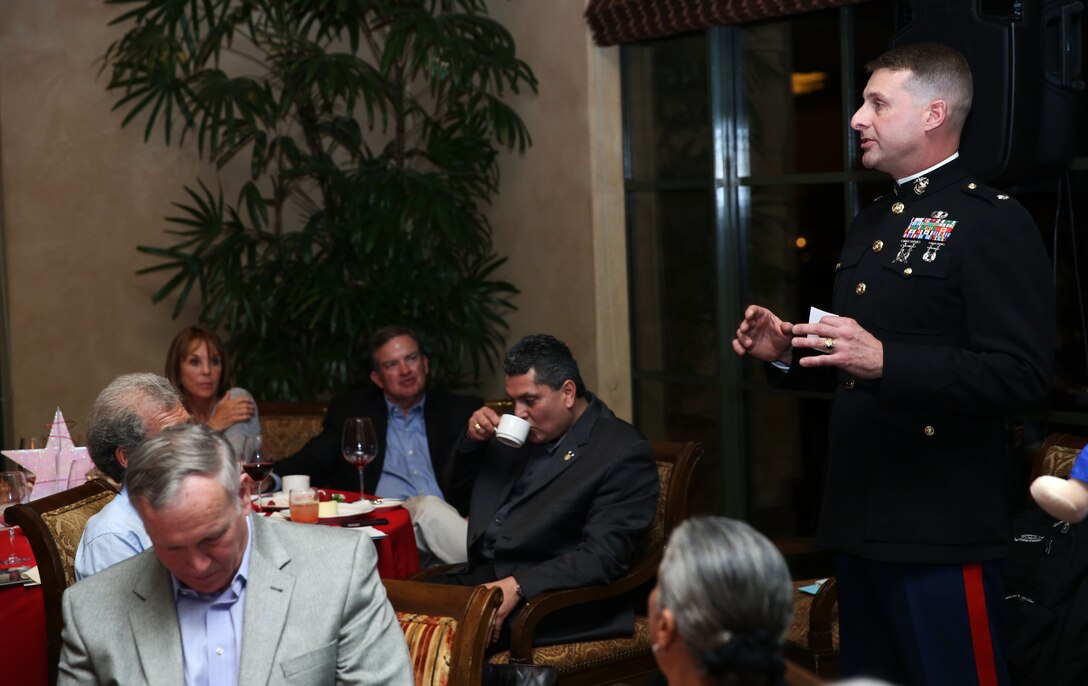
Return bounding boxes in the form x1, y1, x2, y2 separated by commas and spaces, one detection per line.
634, 377, 722, 514
623, 34, 712, 181
745, 389, 830, 539
742, 184, 844, 383
740, 13, 845, 177
1019, 176, 1088, 412
629, 190, 717, 377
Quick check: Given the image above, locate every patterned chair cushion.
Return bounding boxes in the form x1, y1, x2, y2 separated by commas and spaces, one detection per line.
261, 416, 324, 461
397, 611, 459, 686
488, 617, 650, 674
784, 587, 839, 652
42, 490, 115, 587
1042, 443, 1081, 480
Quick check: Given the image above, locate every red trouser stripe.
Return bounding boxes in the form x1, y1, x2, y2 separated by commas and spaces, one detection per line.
962, 563, 998, 686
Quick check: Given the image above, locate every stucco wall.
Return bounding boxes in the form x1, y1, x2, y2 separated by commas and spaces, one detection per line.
0, 1, 629, 444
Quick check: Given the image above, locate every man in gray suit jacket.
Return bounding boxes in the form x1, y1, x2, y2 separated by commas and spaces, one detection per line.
58, 423, 412, 686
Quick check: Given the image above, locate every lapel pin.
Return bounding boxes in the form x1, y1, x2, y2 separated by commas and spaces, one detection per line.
563, 451, 574, 461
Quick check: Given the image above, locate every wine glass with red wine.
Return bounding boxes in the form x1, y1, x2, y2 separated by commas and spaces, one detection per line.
342, 417, 378, 495
241, 435, 273, 511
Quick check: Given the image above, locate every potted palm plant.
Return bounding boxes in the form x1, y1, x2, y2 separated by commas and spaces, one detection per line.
101, 0, 537, 400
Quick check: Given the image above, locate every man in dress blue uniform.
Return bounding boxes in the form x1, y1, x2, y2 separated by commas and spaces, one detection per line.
733, 43, 1054, 685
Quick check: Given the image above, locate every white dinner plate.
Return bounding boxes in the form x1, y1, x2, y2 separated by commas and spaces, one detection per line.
369, 498, 405, 510
333, 500, 377, 517
255, 492, 288, 510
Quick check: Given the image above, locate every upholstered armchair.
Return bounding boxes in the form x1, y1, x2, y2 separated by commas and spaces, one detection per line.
257, 401, 327, 460
6, 478, 118, 686
384, 579, 503, 686
1028, 431, 1086, 483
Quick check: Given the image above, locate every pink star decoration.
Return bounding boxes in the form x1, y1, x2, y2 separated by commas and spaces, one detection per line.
2, 408, 92, 500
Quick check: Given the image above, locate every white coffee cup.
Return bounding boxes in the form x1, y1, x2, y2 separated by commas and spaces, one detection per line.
281, 474, 311, 494
495, 414, 531, 448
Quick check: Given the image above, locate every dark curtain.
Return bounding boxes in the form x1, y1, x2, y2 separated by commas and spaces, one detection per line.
585, 0, 870, 45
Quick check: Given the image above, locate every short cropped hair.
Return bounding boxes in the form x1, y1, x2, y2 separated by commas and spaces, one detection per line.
867, 42, 973, 130
656, 517, 793, 684
126, 422, 240, 512
165, 325, 231, 399
503, 334, 586, 397
369, 325, 423, 371
85, 373, 184, 482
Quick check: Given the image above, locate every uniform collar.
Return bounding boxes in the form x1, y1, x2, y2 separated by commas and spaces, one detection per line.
892, 155, 966, 203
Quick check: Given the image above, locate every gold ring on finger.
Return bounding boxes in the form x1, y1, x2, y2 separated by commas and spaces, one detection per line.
824, 337, 835, 351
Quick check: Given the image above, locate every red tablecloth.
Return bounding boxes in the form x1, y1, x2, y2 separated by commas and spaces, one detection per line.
1, 495, 417, 686
0, 528, 47, 686
261, 491, 420, 580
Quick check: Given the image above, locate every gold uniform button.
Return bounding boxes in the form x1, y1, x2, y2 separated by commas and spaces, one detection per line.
903, 266, 913, 276
844, 380, 855, 390
872, 240, 884, 253
891, 202, 905, 214
855, 283, 867, 295
924, 425, 935, 436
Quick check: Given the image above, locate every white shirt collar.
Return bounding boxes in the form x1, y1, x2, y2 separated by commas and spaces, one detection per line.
897, 151, 959, 185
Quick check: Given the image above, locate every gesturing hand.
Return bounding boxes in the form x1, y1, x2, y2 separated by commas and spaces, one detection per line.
732, 305, 794, 364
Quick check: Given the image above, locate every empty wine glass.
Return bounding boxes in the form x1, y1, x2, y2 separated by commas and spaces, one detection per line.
342, 417, 378, 495
0, 471, 30, 565
240, 436, 273, 511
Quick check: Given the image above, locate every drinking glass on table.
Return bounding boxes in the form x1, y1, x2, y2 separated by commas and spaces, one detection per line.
342, 417, 378, 495
289, 488, 319, 524
240, 435, 273, 511
0, 471, 30, 565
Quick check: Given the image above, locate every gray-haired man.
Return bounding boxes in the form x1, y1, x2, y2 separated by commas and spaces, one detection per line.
59, 423, 412, 686
74, 372, 189, 580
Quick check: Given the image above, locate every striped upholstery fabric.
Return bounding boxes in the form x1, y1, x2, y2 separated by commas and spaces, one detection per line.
397, 612, 459, 686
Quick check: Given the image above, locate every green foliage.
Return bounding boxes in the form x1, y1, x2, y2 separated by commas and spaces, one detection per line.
102, 0, 537, 400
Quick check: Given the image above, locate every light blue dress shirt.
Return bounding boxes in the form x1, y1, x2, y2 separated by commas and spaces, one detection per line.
173, 516, 253, 686
375, 396, 444, 500
74, 485, 152, 581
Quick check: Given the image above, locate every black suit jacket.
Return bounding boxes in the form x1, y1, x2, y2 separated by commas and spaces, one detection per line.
274, 388, 481, 515
442, 393, 659, 644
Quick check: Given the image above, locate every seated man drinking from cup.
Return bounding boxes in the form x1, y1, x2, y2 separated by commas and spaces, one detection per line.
433, 333, 660, 646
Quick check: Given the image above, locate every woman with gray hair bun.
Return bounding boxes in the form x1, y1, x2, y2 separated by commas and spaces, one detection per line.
650, 516, 793, 686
